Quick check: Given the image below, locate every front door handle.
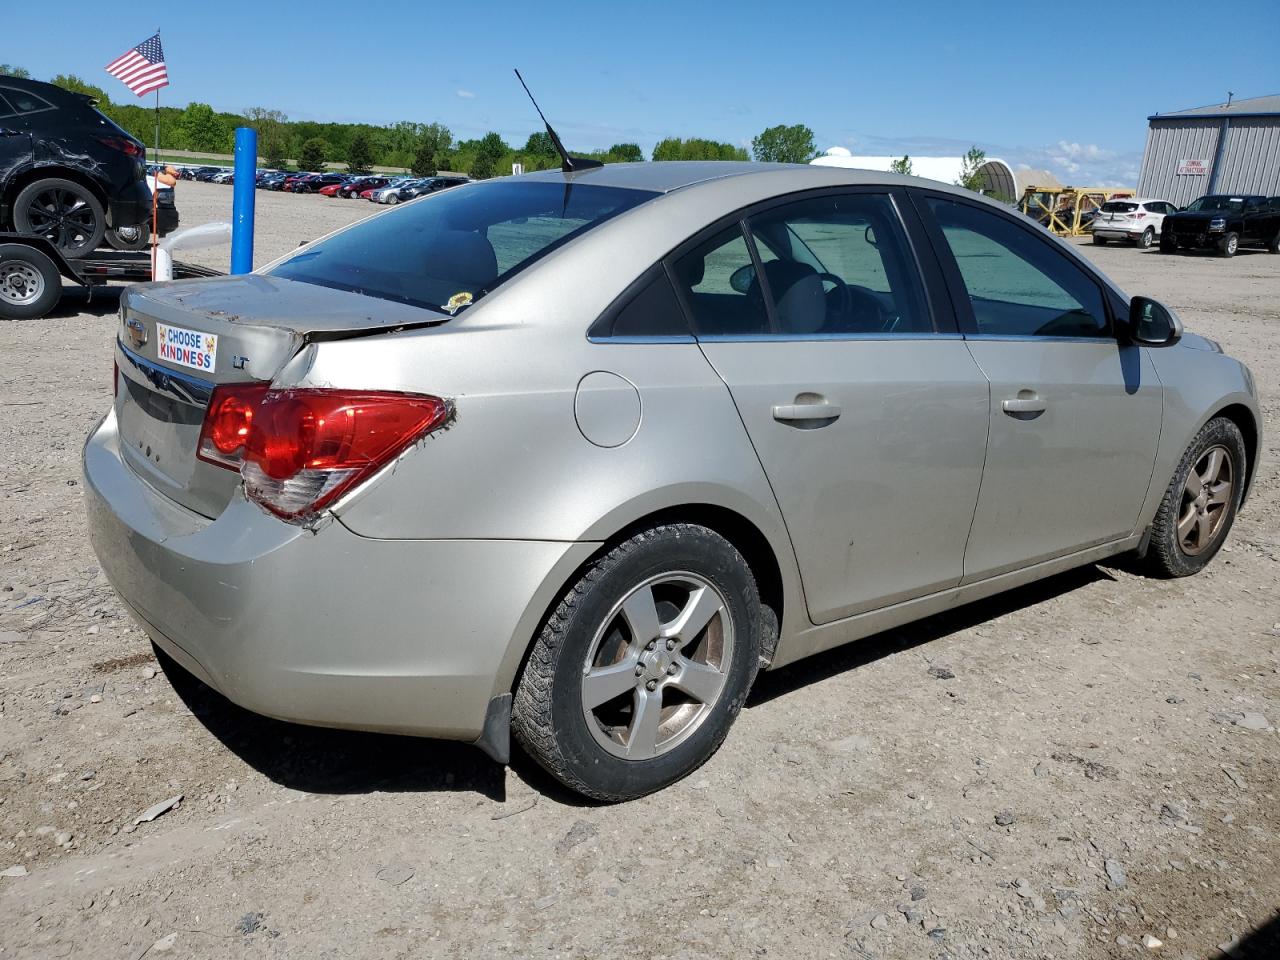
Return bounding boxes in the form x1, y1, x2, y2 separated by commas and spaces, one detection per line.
1001, 393, 1047, 417
772, 401, 842, 423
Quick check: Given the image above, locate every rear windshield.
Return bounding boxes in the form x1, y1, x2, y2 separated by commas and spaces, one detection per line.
270, 180, 656, 313
1101, 202, 1138, 213
1185, 196, 1243, 213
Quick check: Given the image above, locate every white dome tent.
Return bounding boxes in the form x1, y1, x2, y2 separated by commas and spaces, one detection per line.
810, 147, 1059, 201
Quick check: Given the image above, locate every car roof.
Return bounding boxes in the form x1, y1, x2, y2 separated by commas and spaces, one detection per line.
516, 160, 981, 200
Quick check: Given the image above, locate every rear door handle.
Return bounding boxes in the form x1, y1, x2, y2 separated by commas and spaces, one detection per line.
1001, 395, 1047, 416
772, 402, 842, 423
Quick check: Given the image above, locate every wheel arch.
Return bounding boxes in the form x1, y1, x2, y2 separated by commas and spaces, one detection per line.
495, 497, 804, 704
1213, 402, 1260, 502
3, 165, 111, 224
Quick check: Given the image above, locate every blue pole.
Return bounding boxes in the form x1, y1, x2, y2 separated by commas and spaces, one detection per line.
231, 127, 256, 274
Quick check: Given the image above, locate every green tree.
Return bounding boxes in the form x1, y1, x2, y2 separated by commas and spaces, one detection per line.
177, 102, 228, 152
0, 64, 31, 78
346, 131, 373, 174
750, 123, 816, 164
607, 142, 644, 163
956, 145, 987, 192
262, 137, 288, 170
245, 107, 289, 168
652, 137, 748, 162
410, 123, 453, 176
297, 137, 328, 172
52, 74, 111, 104
469, 131, 508, 180
889, 155, 913, 175
524, 131, 557, 160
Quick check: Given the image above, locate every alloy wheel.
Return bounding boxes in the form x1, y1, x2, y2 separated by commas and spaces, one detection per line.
1178, 445, 1233, 556
24, 187, 99, 251
581, 572, 734, 761
0, 261, 45, 306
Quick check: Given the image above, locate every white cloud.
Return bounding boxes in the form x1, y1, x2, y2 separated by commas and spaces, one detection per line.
456, 89, 476, 100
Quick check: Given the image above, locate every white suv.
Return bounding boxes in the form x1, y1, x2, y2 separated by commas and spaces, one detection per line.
1092, 198, 1177, 249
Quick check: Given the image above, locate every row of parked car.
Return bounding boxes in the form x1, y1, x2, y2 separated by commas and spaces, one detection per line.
164, 164, 471, 204
1090, 194, 1280, 257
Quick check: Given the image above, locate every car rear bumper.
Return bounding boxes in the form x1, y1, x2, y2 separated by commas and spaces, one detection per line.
83, 408, 592, 742
1093, 224, 1154, 240
107, 179, 152, 229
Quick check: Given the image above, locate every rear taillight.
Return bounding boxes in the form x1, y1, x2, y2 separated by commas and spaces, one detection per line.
199, 387, 451, 520
1134, 212, 1145, 219
197, 383, 271, 468
96, 136, 145, 158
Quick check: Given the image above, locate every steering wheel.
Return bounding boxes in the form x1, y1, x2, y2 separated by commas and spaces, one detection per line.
814, 272, 853, 320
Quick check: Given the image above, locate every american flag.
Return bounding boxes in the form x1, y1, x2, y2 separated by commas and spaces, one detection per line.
105, 34, 169, 97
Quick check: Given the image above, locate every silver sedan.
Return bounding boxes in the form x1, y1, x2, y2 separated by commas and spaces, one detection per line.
84, 162, 1261, 800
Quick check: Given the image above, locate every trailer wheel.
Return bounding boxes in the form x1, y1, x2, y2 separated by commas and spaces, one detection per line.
0, 244, 62, 320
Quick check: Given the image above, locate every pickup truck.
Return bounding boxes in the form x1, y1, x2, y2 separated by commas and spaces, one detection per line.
1160, 194, 1280, 257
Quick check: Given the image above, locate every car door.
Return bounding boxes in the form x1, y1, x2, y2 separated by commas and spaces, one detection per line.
0, 89, 35, 192
671, 189, 990, 624
916, 192, 1162, 581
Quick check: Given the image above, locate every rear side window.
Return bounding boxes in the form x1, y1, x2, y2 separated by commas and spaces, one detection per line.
745, 193, 931, 334
671, 225, 771, 337
1, 88, 54, 115
927, 197, 1108, 339
590, 265, 689, 339
269, 180, 656, 314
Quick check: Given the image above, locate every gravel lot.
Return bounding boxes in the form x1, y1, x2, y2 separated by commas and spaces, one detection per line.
1, 181, 1277, 959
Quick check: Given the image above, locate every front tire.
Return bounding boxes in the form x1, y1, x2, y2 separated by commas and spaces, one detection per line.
12, 178, 106, 257
1268, 230, 1280, 254
1217, 232, 1239, 257
1145, 417, 1246, 578
512, 524, 762, 801
105, 221, 150, 251
1159, 232, 1178, 253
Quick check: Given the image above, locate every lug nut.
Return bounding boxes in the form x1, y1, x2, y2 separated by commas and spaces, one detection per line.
646, 679, 658, 691
667, 664, 677, 675
666, 639, 676, 650
635, 665, 644, 676
646, 640, 656, 651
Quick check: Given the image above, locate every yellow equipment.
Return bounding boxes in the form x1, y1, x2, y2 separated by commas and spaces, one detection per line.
1020, 185, 1136, 236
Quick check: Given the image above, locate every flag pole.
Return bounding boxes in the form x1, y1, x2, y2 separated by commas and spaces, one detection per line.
151, 27, 161, 278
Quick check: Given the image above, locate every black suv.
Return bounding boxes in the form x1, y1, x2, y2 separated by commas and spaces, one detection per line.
1161, 194, 1280, 257
0, 77, 151, 256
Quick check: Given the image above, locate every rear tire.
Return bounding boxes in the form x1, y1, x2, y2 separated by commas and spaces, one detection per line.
12, 178, 106, 257
1093, 235, 1108, 245
1268, 230, 1280, 254
512, 524, 762, 801
1217, 232, 1239, 257
0, 243, 62, 320
1145, 417, 1246, 578
1138, 226, 1155, 249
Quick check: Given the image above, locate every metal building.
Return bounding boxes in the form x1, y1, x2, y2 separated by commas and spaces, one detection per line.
1137, 94, 1280, 206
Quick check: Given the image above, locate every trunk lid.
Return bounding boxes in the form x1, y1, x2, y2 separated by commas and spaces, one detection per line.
114, 275, 448, 518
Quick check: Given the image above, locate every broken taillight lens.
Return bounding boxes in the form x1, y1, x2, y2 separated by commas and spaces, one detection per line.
239, 389, 451, 520
197, 383, 271, 468
96, 136, 145, 158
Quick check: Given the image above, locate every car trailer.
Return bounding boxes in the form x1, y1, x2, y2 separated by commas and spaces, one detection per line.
0, 233, 222, 321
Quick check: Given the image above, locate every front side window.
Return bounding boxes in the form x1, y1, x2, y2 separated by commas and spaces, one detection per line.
745, 193, 930, 335
270, 180, 656, 313
927, 197, 1108, 338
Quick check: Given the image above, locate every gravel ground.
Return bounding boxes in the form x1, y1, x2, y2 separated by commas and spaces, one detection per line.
1, 181, 1278, 960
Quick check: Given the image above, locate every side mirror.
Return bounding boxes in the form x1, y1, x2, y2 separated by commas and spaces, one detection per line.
729, 263, 755, 294
1128, 296, 1182, 347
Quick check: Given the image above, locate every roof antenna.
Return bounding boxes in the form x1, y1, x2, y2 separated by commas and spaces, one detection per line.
1226, 90, 1234, 106
514, 69, 602, 174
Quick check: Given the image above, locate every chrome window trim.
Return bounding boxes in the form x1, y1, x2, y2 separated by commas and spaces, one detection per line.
587, 335, 698, 345
962, 334, 1118, 344
693, 332, 964, 343
116, 341, 215, 407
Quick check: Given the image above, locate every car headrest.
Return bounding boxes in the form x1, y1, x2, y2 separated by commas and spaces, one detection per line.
426, 230, 499, 293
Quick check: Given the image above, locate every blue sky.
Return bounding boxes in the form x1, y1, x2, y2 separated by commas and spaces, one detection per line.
11, 0, 1280, 185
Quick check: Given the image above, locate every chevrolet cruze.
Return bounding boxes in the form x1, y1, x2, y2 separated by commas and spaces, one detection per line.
84, 162, 1261, 800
